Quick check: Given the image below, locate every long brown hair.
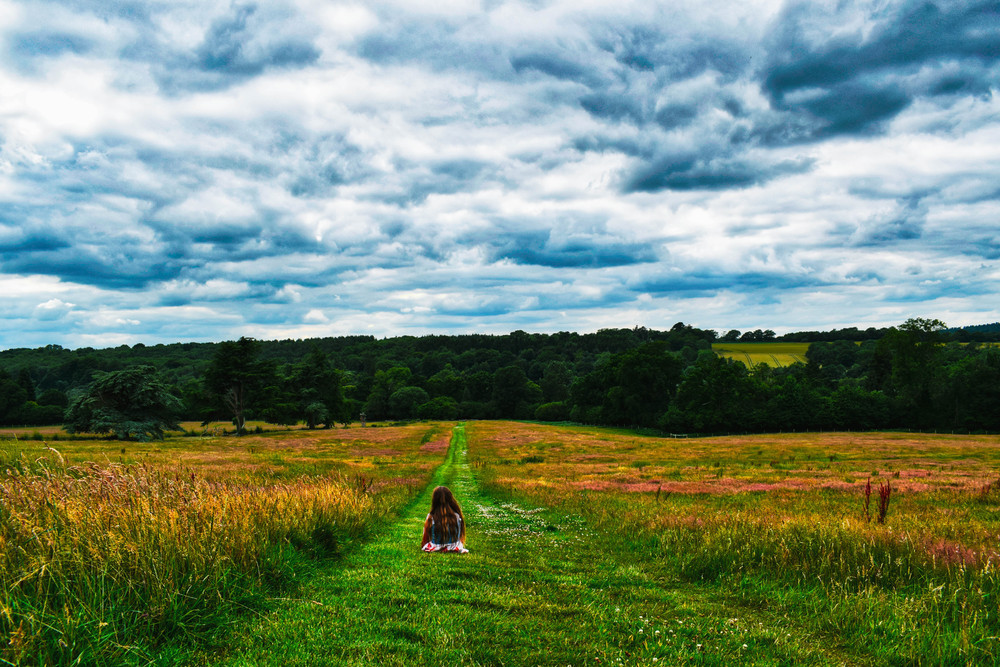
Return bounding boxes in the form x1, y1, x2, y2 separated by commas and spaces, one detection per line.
429, 486, 465, 542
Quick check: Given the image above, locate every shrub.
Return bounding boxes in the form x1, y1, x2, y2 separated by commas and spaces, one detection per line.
534, 401, 569, 422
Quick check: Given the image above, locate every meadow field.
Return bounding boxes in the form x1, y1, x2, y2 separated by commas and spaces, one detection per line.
0, 423, 451, 665
468, 421, 1000, 664
2, 421, 998, 665
712, 342, 810, 367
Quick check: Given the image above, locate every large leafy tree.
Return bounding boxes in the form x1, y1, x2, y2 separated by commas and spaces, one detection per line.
877, 318, 947, 426
293, 347, 346, 427
492, 365, 542, 418
64, 366, 181, 441
203, 337, 271, 435
364, 366, 411, 420
668, 353, 757, 433
388, 386, 430, 419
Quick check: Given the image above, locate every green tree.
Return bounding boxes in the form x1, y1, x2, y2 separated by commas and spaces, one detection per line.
569, 342, 683, 428
365, 366, 412, 420
879, 318, 947, 426
16, 368, 36, 402
64, 366, 181, 441
389, 386, 430, 419
603, 342, 683, 427
827, 385, 891, 430
0, 370, 28, 425
427, 365, 464, 400
417, 396, 458, 420
303, 401, 329, 429
203, 337, 270, 435
539, 361, 571, 403
669, 353, 757, 433
945, 348, 1000, 430
534, 401, 569, 421
297, 348, 346, 427
492, 365, 537, 418
37, 388, 69, 409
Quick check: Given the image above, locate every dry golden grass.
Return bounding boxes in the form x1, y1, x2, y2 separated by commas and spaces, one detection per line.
470, 421, 1000, 495
469, 421, 1000, 568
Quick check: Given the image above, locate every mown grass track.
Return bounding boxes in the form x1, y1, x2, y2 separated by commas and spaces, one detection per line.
200, 424, 857, 666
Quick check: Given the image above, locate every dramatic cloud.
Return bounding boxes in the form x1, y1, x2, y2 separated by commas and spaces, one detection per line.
0, 0, 998, 348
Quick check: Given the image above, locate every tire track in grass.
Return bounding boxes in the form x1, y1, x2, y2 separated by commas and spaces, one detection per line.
204, 424, 857, 666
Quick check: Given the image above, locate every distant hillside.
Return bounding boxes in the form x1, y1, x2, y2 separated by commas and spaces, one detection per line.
950, 323, 1000, 341
953, 322, 1000, 333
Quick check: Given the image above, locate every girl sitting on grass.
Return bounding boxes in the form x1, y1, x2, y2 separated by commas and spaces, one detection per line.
421, 486, 468, 553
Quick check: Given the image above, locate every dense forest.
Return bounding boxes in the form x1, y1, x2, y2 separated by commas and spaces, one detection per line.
1, 320, 999, 436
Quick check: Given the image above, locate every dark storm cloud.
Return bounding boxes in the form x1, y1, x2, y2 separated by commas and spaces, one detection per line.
364, 157, 506, 206
965, 237, 1000, 260
509, 51, 603, 86
108, 2, 322, 94
624, 154, 814, 193
557, 0, 1000, 192
762, 0, 1000, 140
0, 136, 331, 293
765, 1, 1000, 95
494, 235, 657, 269
459, 214, 660, 269
140, 209, 326, 265
571, 135, 648, 158
47, 0, 151, 22
846, 195, 932, 248
196, 4, 318, 76
635, 270, 824, 297
356, 11, 512, 78
0, 228, 70, 254
9, 31, 94, 59
578, 92, 645, 123
3, 246, 182, 289
286, 135, 376, 197
653, 104, 699, 131
595, 22, 749, 83
0, 205, 188, 290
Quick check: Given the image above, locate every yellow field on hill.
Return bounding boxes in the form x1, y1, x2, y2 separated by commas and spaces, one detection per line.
712, 341, 810, 367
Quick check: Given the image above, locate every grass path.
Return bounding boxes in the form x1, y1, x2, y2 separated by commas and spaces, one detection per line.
202, 424, 856, 666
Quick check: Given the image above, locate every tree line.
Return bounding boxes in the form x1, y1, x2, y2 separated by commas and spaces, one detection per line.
582, 319, 1000, 434
2, 320, 999, 438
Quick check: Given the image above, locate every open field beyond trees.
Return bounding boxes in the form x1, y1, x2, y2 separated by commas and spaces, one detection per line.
2, 421, 999, 665
712, 342, 811, 368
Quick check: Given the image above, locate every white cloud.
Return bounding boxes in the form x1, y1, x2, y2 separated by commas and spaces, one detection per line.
303, 308, 328, 323
0, 0, 997, 349
33, 297, 74, 321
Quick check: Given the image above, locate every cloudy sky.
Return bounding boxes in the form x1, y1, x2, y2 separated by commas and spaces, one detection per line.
1, 0, 998, 349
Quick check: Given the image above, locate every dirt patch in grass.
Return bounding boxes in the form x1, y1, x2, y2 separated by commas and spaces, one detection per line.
420, 435, 451, 452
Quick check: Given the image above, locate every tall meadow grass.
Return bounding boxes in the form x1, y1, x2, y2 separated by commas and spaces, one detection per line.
0, 453, 380, 665
471, 421, 1000, 663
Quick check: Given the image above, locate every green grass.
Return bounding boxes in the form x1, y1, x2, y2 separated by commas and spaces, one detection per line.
195, 425, 861, 665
